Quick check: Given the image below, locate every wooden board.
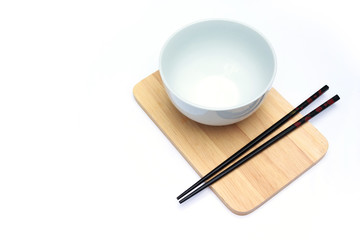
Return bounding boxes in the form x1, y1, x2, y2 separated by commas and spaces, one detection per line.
133, 71, 328, 215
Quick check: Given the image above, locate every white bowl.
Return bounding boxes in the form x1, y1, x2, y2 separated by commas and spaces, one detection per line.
159, 19, 276, 126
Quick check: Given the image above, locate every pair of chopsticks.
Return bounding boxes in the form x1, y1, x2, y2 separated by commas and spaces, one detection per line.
177, 85, 339, 204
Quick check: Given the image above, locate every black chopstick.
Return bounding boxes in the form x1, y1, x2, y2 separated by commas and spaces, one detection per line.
179, 95, 340, 204
177, 85, 329, 201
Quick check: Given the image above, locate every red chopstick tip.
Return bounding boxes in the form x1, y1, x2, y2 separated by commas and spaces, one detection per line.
318, 85, 329, 95
328, 95, 340, 105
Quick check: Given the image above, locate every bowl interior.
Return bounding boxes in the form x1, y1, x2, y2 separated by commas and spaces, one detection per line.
160, 20, 276, 110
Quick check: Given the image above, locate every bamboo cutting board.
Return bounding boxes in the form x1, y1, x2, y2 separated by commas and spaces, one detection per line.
133, 71, 328, 215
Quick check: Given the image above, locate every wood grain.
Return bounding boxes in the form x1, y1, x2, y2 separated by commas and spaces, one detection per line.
133, 71, 328, 215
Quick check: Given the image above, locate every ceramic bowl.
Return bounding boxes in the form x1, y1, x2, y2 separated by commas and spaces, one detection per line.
159, 19, 276, 126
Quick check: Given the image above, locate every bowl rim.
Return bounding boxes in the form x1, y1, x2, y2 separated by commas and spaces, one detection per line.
159, 18, 277, 111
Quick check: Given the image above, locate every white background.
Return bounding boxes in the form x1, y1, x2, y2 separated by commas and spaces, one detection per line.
0, 0, 359, 239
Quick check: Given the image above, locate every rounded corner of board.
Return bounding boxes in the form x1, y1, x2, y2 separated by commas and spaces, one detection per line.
226, 204, 259, 216
132, 82, 141, 97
